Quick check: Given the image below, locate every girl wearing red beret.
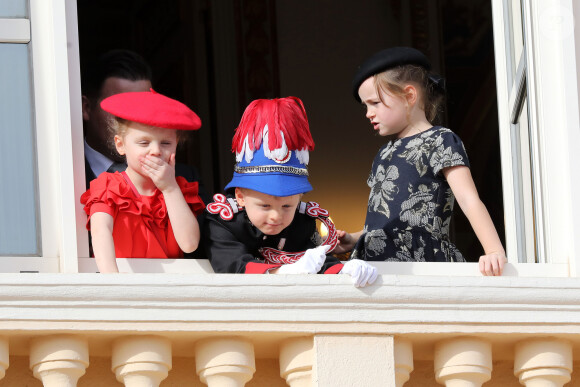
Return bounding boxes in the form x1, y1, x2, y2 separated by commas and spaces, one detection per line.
80, 90, 205, 272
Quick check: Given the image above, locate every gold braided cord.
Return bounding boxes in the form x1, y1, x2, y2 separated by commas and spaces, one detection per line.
234, 164, 309, 176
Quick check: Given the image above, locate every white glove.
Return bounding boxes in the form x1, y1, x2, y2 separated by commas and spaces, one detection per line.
277, 245, 331, 274
340, 260, 378, 287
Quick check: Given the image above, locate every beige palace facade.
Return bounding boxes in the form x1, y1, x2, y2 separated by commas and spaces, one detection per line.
1, 0, 580, 386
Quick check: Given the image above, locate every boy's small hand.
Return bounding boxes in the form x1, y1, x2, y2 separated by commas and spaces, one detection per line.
277, 245, 330, 274
141, 153, 177, 192
478, 252, 507, 276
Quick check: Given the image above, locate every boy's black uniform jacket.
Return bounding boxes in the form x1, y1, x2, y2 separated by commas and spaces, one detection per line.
203, 195, 343, 274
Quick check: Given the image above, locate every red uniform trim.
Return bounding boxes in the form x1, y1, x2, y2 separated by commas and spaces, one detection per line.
245, 262, 344, 274
324, 264, 344, 274
245, 262, 282, 274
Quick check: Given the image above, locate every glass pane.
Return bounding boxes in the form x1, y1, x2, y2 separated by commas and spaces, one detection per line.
506, 0, 524, 84
0, 0, 27, 17
0, 44, 39, 255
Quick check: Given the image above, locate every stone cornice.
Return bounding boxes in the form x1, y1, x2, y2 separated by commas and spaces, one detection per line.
0, 274, 579, 331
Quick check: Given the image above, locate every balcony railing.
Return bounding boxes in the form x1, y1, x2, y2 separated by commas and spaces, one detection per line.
0, 268, 578, 386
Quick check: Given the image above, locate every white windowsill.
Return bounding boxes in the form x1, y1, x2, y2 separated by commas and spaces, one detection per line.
76, 258, 568, 277
0, 257, 568, 277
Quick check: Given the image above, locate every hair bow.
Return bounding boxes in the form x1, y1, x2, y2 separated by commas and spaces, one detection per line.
428, 74, 446, 92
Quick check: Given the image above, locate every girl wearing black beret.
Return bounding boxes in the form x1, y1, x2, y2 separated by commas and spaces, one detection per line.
337, 47, 507, 276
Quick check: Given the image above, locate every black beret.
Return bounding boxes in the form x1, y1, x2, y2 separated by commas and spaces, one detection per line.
352, 47, 432, 102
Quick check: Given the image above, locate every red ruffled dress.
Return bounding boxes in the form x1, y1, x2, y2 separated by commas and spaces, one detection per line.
81, 172, 205, 258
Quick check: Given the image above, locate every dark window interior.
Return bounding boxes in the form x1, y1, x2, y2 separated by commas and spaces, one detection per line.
77, 0, 504, 261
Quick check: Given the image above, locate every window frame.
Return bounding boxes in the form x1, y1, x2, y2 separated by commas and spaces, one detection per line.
0, 4, 56, 271
0, 0, 86, 273
4, 0, 580, 276
0, 18, 29, 42
521, 0, 580, 269
39, 0, 89, 272
492, 0, 538, 264
491, 0, 580, 272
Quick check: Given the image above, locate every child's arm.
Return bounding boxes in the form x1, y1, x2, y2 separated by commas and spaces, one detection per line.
90, 212, 119, 273
163, 185, 200, 253
444, 165, 507, 276
143, 154, 200, 253
333, 229, 364, 254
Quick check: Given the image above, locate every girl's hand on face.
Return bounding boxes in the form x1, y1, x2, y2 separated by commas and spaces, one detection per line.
140, 153, 178, 192
478, 252, 507, 276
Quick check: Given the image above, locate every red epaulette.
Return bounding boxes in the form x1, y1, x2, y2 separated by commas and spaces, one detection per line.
206, 193, 242, 221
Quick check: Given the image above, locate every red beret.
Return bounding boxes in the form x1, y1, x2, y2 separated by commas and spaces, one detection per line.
100, 89, 202, 130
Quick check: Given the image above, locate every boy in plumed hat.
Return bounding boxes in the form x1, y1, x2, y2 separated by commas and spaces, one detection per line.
203, 97, 377, 287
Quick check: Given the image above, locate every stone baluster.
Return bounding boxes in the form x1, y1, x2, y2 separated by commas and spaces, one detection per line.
394, 338, 413, 387
29, 335, 89, 387
195, 337, 256, 387
0, 336, 8, 379
434, 337, 492, 387
112, 335, 172, 387
279, 337, 313, 387
514, 338, 572, 387
312, 334, 395, 386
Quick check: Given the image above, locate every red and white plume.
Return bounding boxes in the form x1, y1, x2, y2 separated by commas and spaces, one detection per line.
232, 97, 315, 165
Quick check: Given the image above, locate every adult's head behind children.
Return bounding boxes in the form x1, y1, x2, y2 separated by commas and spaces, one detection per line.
82, 50, 153, 164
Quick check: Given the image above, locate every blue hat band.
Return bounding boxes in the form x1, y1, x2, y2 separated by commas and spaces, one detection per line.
225, 141, 312, 196
225, 172, 312, 196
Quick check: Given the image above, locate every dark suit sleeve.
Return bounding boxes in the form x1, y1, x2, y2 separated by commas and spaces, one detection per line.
175, 163, 212, 259
84, 157, 97, 189
204, 214, 280, 273
175, 163, 211, 205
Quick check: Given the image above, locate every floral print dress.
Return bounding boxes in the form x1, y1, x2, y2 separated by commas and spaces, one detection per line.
351, 126, 469, 262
